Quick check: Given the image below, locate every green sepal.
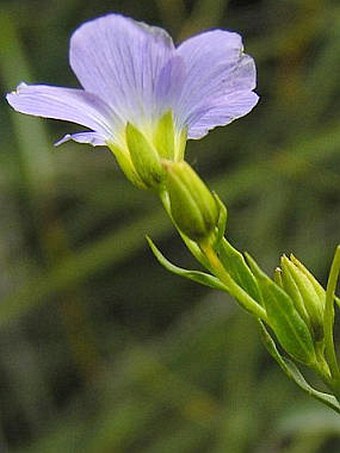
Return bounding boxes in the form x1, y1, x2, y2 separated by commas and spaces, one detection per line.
126, 123, 165, 188
216, 239, 262, 304
154, 110, 175, 159
246, 253, 316, 365
259, 321, 340, 414
273, 267, 283, 286
146, 236, 227, 291
279, 256, 310, 324
290, 254, 326, 306
108, 143, 147, 189
175, 127, 188, 161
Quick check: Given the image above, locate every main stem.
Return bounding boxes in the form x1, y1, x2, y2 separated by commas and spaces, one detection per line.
158, 187, 267, 322
324, 246, 340, 394
200, 241, 268, 323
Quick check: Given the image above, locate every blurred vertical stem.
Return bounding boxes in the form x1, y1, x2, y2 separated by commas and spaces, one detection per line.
0, 12, 102, 384
177, 0, 228, 40
324, 246, 340, 392
156, 0, 187, 32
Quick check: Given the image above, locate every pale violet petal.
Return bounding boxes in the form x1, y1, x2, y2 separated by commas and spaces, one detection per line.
6, 83, 120, 142
174, 30, 258, 136
69, 14, 176, 124
188, 91, 259, 139
175, 30, 243, 116
154, 55, 186, 119
225, 54, 257, 92
55, 132, 106, 147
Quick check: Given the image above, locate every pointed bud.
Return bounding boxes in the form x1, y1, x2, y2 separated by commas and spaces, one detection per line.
163, 161, 220, 242
290, 254, 326, 305
279, 255, 325, 341
247, 253, 316, 365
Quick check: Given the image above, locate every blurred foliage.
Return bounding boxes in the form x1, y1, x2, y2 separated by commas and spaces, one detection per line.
0, 0, 339, 451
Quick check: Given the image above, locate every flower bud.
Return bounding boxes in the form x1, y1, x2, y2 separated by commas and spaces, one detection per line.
163, 161, 219, 242
108, 111, 187, 190
279, 255, 326, 341
247, 253, 316, 365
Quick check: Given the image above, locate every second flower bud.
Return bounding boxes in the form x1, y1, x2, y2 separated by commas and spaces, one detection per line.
162, 160, 220, 243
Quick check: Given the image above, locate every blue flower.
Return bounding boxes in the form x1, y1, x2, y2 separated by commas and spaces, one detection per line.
6, 14, 258, 185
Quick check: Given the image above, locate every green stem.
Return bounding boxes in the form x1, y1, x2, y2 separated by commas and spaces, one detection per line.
200, 241, 268, 322
158, 187, 267, 322
312, 342, 332, 386
324, 245, 340, 385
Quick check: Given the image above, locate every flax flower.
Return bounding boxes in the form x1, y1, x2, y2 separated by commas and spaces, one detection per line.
7, 14, 258, 185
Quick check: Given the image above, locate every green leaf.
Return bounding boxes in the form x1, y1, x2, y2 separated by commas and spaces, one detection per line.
246, 254, 316, 365
259, 321, 340, 414
146, 236, 227, 291
217, 239, 262, 303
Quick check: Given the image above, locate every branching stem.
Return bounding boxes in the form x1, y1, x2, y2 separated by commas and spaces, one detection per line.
324, 246, 340, 391
200, 241, 268, 323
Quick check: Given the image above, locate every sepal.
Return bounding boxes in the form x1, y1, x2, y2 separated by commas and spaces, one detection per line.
290, 254, 326, 304
153, 110, 187, 161
126, 123, 165, 188
153, 110, 175, 159
108, 142, 147, 189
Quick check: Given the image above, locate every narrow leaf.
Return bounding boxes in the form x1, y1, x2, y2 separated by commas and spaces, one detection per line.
259, 321, 340, 414
217, 239, 262, 303
146, 236, 227, 291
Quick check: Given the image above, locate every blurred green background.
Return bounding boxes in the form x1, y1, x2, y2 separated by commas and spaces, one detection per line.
0, 0, 340, 451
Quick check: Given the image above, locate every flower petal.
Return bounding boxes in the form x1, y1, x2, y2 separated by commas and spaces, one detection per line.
188, 91, 259, 139
6, 83, 119, 143
175, 30, 258, 138
154, 55, 186, 122
55, 132, 106, 147
69, 14, 176, 125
